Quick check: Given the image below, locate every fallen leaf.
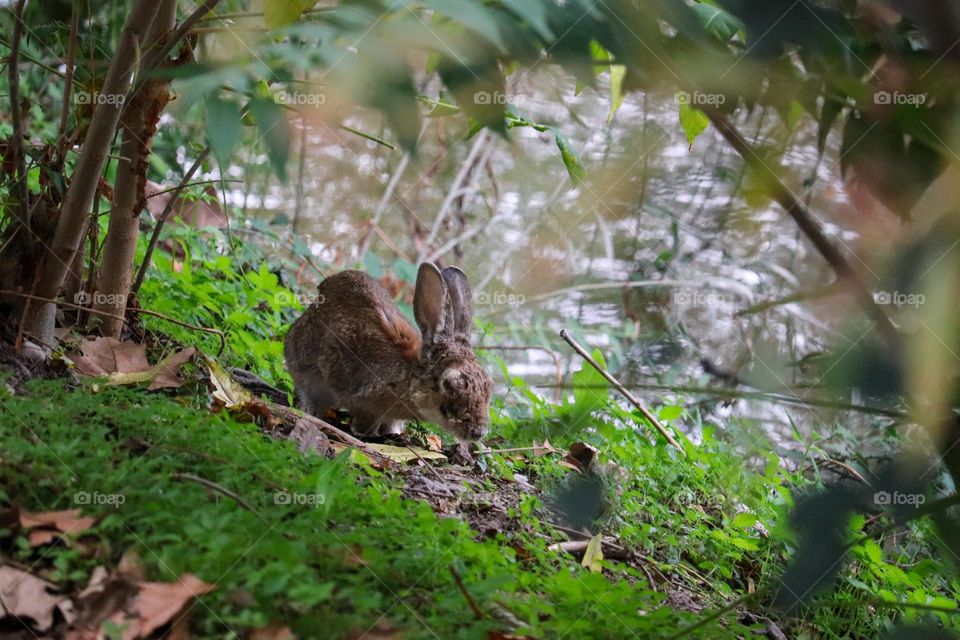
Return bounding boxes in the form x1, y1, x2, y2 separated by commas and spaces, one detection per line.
581, 534, 604, 573
207, 357, 255, 409
21, 508, 97, 534
147, 348, 198, 390
28, 529, 57, 547
562, 442, 598, 473
109, 573, 216, 640
70, 338, 195, 391
0, 566, 66, 631
424, 434, 443, 452
366, 443, 447, 463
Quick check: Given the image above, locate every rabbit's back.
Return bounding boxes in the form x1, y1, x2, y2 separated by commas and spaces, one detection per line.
285, 271, 419, 405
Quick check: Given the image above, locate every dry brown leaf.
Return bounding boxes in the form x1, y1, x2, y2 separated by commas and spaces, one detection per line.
207, 357, 255, 409
249, 621, 296, 640
424, 434, 443, 452
21, 508, 97, 534
148, 348, 198, 390
28, 529, 58, 547
0, 565, 66, 631
123, 574, 215, 639
70, 338, 195, 391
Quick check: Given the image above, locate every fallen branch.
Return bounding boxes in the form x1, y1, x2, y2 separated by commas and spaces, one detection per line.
449, 566, 485, 620
267, 403, 388, 465
559, 329, 686, 456
171, 472, 262, 519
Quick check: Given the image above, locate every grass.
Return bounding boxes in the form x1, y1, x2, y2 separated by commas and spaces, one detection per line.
1, 344, 957, 638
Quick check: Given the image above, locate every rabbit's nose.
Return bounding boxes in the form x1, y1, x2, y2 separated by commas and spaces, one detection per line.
468, 424, 488, 440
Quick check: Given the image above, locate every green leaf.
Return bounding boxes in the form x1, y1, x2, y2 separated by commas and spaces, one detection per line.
205, 96, 241, 166
731, 512, 757, 529
692, 3, 744, 42
658, 405, 683, 421
264, 0, 317, 30
581, 534, 604, 572
248, 97, 291, 183
420, 0, 508, 53
554, 132, 586, 185
607, 64, 626, 124
679, 103, 709, 147
569, 348, 609, 424
502, 0, 554, 41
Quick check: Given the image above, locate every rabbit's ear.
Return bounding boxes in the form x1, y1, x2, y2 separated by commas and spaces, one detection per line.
414, 262, 446, 342
441, 266, 473, 336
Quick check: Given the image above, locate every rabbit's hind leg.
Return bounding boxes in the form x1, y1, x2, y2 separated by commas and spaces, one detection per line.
295, 375, 337, 419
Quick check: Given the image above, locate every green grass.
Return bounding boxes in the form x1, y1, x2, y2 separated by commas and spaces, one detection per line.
2, 368, 957, 638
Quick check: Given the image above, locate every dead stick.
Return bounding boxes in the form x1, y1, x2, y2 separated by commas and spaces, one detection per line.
449, 566, 485, 620
171, 472, 262, 519
268, 403, 388, 465
559, 329, 686, 456
405, 444, 445, 481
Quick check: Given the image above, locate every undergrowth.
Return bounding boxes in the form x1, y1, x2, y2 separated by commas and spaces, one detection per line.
1, 374, 956, 638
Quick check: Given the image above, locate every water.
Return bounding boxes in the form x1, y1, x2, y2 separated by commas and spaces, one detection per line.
221, 67, 889, 454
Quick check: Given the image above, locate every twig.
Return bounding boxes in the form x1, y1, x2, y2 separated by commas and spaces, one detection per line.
0, 290, 226, 356
170, 472, 262, 519
132, 146, 211, 295
8, 0, 30, 249
419, 130, 489, 262
57, 3, 80, 159
531, 381, 906, 418
137, 0, 222, 91
449, 566, 485, 620
405, 444, 445, 481
339, 124, 396, 149
559, 329, 686, 456
704, 108, 897, 345
268, 403, 388, 463
133, 306, 227, 356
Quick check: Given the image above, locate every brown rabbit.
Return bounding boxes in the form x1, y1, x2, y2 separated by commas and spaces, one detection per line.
284, 263, 492, 441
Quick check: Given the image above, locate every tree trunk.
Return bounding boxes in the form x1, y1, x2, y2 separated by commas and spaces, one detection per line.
94, 0, 177, 337
20, 0, 163, 349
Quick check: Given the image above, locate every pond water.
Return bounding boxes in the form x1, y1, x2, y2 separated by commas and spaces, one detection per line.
223, 67, 889, 456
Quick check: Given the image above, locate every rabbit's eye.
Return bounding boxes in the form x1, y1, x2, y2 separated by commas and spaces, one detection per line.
439, 402, 456, 419
440, 369, 468, 393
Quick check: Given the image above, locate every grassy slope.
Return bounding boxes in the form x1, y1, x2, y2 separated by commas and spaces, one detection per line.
1, 378, 956, 638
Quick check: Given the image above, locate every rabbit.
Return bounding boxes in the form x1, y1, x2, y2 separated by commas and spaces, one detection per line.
284, 262, 492, 441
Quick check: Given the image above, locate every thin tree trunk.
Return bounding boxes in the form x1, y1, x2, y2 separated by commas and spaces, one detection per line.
94, 0, 177, 337
21, 0, 163, 348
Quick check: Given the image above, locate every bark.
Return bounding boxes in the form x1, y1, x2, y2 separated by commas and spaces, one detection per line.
21, 0, 163, 348
94, 0, 177, 337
